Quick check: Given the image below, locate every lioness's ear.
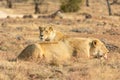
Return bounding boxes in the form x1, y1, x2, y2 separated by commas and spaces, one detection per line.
92, 40, 98, 47
48, 26, 53, 31
39, 26, 41, 30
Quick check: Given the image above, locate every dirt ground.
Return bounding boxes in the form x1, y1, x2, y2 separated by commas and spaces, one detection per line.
0, 0, 120, 80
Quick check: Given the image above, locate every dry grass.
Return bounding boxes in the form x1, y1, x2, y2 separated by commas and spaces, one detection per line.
0, 0, 120, 80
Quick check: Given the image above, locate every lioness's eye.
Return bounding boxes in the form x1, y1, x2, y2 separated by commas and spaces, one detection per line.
45, 31, 48, 33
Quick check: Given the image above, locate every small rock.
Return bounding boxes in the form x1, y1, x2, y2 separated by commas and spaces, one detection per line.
24, 40, 33, 45
114, 13, 120, 16
101, 39, 120, 53
96, 22, 106, 26
16, 27, 24, 31
0, 46, 7, 51
23, 14, 33, 18
16, 35, 24, 40
71, 27, 94, 34
82, 13, 92, 19
105, 29, 120, 35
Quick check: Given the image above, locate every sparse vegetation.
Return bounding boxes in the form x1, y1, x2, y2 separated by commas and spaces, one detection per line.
0, 0, 120, 79
60, 0, 83, 12
6, 0, 12, 8
86, 0, 89, 7
34, 0, 45, 14
106, 0, 112, 15
111, 0, 118, 5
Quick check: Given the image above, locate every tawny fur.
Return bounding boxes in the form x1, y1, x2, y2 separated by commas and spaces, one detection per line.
39, 26, 67, 41
39, 26, 108, 59
67, 38, 109, 59
18, 37, 109, 64
18, 41, 72, 64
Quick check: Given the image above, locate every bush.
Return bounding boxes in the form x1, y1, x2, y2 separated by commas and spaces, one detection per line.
60, 0, 83, 12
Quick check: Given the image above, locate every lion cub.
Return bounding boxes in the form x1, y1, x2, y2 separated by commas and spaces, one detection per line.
39, 26, 67, 42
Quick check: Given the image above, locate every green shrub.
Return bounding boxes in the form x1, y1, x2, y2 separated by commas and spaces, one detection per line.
60, 0, 83, 12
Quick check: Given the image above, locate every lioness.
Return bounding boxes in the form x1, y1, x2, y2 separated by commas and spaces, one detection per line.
38, 26, 108, 59
17, 41, 72, 64
67, 38, 109, 59
39, 26, 66, 41
18, 37, 109, 64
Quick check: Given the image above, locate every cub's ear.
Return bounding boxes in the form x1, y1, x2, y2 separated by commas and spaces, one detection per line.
48, 26, 53, 31
92, 40, 98, 47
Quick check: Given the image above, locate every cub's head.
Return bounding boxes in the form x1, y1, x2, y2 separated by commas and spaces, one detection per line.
90, 39, 109, 59
39, 26, 56, 41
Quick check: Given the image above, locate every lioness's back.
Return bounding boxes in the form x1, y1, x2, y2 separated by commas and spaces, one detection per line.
18, 41, 72, 64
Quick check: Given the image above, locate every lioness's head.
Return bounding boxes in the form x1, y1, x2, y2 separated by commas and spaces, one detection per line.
39, 26, 56, 41
91, 39, 109, 59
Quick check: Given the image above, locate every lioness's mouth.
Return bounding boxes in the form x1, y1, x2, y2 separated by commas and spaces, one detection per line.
40, 38, 44, 41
